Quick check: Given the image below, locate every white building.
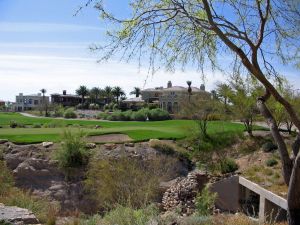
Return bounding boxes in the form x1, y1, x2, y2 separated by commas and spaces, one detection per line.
15, 93, 49, 111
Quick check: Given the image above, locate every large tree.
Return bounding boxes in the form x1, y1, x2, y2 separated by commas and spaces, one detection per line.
112, 86, 125, 105
130, 87, 142, 97
90, 87, 102, 103
76, 85, 89, 104
82, 1, 300, 223
40, 88, 48, 117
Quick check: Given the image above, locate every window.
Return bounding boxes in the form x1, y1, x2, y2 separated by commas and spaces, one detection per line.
34, 100, 39, 105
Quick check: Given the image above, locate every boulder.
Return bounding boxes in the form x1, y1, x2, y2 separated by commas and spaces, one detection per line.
124, 142, 135, 147
42, 142, 53, 148
85, 143, 96, 149
0, 203, 39, 224
103, 143, 117, 150
0, 139, 8, 144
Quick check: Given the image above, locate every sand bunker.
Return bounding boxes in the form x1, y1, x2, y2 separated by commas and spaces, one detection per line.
86, 134, 132, 143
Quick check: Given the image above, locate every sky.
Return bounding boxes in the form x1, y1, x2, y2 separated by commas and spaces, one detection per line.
0, 0, 299, 101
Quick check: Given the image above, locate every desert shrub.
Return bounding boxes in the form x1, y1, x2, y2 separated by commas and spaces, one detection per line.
9, 120, 25, 128
122, 110, 133, 121
206, 113, 222, 121
85, 155, 176, 210
0, 188, 54, 223
64, 108, 77, 118
149, 139, 175, 155
52, 104, 65, 117
32, 123, 42, 128
219, 157, 239, 174
96, 112, 108, 120
112, 104, 119, 111
131, 109, 148, 121
97, 204, 158, 225
266, 158, 278, 167
0, 161, 14, 196
148, 108, 170, 121
195, 186, 217, 216
89, 103, 100, 110
53, 130, 88, 168
43, 120, 66, 128
262, 142, 278, 152
0, 220, 13, 225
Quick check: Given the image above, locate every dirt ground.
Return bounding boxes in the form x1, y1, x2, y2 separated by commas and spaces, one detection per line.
85, 134, 133, 143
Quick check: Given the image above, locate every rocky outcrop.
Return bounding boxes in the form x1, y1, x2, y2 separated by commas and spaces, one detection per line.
162, 170, 209, 216
0, 203, 39, 224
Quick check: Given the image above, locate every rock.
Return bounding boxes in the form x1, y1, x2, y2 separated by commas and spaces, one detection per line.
103, 143, 117, 150
161, 170, 209, 215
85, 143, 96, 149
95, 125, 102, 129
187, 147, 194, 151
0, 203, 39, 224
42, 142, 53, 148
125, 142, 135, 147
0, 139, 8, 144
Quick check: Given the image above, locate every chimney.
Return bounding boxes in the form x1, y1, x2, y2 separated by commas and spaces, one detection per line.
200, 84, 205, 91
167, 81, 172, 88
63, 90, 67, 95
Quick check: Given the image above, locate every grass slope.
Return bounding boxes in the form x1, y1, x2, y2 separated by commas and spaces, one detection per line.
0, 112, 246, 143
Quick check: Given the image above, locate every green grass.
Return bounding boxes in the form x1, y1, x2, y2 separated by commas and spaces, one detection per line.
0, 112, 247, 144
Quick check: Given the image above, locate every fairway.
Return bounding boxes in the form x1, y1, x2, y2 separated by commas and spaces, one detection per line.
0, 112, 246, 143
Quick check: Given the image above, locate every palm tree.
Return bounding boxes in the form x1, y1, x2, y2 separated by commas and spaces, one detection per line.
90, 87, 102, 103
104, 86, 113, 104
76, 85, 89, 104
40, 88, 48, 116
216, 83, 232, 111
130, 87, 141, 97
187, 81, 192, 102
112, 86, 125, 105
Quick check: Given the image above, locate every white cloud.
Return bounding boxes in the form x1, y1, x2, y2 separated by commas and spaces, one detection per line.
0, 22, 103, 33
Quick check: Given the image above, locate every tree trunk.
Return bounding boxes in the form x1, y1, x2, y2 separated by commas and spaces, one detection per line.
256, 98, 293, 184
288, 153, 300, 225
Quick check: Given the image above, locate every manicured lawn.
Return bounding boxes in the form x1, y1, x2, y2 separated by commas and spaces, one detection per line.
0, 112, 247, 143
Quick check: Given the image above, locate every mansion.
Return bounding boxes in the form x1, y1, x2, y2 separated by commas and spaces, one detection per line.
141, 81, 210, 113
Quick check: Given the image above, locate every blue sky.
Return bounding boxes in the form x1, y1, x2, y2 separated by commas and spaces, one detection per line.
0, 0, 299, 101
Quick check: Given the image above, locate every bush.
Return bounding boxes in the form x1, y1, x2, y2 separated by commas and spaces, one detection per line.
262, 142, 278, 152
219, 157, 239, 174
131, 109, 148, 121
32, 123, 42, 128
64, 108, 77, 119
0, 161, 14, 196
9, 120, 25, 128
89, 103, 100, 110
85, 155, 177, 210
148, 108, 170, 121
52, 104, 64, 117
195, 186, 217, 216
53, 130, 88, 168
43, 120, 66, 128
98, 205, 158, 225
149, 139, 175, 155
266, 158, 278, 167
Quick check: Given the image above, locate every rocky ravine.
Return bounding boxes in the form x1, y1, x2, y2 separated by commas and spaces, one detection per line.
1, 141, 191, 214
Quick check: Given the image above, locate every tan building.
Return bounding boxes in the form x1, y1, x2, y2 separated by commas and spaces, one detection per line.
15, 93, 49, 111
142, 81, 210, 113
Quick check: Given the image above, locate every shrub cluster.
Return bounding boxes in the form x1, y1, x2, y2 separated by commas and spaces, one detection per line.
97, 108, 170, 121
219, 157, 239, 174
53, 130, 88, 168
266, 158, 278, 167
262, 141, 278, 152
64, 108, 77, 119
195, 186, 217, 216
85, 155, 177, 210
9, 120, 25, 128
